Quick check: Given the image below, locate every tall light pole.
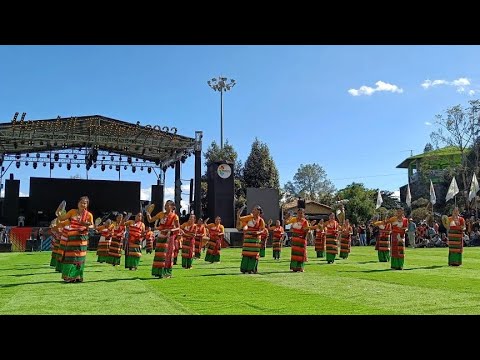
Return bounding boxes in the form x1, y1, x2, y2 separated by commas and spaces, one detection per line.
207, 76, 236, 149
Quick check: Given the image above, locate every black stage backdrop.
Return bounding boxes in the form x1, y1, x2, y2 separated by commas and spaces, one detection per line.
29, 177, 141, 219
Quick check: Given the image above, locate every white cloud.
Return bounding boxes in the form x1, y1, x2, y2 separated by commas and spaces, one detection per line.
348, 81, 403, 96
452, 78, 470, 87
140, 188, 151, 201
421, 77, 475, 94
425, 121, 432, 126
421, 79, 448, 89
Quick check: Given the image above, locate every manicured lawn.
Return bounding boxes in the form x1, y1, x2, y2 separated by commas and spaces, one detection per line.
1, 247, 479, 314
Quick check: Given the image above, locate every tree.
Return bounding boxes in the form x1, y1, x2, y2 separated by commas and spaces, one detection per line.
379, 190, 401, 209
283, 163, 335, 201
424, 143, 434, 152
202, 140, 245, 215
243, 138, 280, 190
336, 182, 375, 225
203, 140, 240, 169
430, 100, 480, 202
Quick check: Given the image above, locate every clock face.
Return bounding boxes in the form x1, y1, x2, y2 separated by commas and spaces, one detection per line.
217, 164, 232, 179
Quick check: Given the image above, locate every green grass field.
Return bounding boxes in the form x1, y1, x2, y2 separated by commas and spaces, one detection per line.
1, 247, 480, 314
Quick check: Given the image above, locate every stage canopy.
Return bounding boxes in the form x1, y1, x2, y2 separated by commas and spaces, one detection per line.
0, 113, 201, 173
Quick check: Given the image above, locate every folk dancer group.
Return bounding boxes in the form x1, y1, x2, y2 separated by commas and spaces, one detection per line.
49, 196, 468, 283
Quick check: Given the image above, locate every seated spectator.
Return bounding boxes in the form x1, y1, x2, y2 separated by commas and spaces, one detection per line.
468, 230, 480, 246
463, 233, 470, 246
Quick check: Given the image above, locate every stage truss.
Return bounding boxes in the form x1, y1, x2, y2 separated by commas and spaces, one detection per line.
0, 113, 201, 179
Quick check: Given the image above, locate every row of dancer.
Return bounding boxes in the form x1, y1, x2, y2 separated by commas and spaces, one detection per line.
48, 197, 467, 283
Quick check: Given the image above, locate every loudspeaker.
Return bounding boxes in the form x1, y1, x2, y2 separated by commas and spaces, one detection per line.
151, 184, 164, 215
246, 188, 280, 224
207, 161, 234, 227
4, 178, 20, 226
229, 231, 244, 247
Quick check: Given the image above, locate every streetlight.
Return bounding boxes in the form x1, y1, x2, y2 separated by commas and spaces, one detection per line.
207, 76, 236, 149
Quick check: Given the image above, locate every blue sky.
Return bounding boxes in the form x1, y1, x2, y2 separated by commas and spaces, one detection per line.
1, 45, 480, 209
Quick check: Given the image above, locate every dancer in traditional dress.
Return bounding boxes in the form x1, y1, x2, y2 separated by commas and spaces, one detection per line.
268, 219, 284, 260
49, 219, 69, 270
123, 213, 145, 270
443, 207, 466, 266
205, 216, 224, 263
339, 219, 353, 259
285, 208, 310, 272
324, 212, 339, 264
386, 207, 408, 270
148, 200, 180, 278
194, 218, 207, 259
96, 219, 113, 263
313, 219, 326, 258
180, 214, 197, 269
56, 196, 93, 283
237, 205, 265, 274
259, 216, 269, 258
373, 217, 392, 262
106, 213, 126, 266
145, 226, 154, 254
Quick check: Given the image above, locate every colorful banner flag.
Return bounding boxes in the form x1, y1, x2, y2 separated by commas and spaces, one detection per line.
406, 184, 412, 208
376, 189, 383, 209
430, 180, 436, 205
469, 173, 479, 202
445, 177, 459, 202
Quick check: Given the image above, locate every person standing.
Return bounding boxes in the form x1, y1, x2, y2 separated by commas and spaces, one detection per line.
49, 219, 69, 270
268, 219, 284, 260
373, 218, 392, 262
285, 208, 310, 272
106, 213, 126, 266
259, 214, 269, 258
444, 207, 466, 266
314, 219, 326, 258
407, 218, 416, 248
56, 196, 93, 283
205, 216, 225, 263
386, 207, 408, 270
123, 213, 146, 270
324, 213, 339, 264
339, 219, 353, 259
145, 226, 154, 254
96, 219, 113, 263
148, 200, 180, 278
358, 224, 366, 246
180, 214, 197, 269
237, 205, 265, 274
194, 218, 207, 259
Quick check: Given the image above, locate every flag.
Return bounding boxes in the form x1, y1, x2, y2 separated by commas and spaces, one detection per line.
406, 183, 412, 208
469, 173, 479, 202
430, 180, 436, 205
445, 177, 459, 202
375, 189, 383, 209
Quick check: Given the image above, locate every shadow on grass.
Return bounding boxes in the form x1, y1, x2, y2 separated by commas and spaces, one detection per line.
199, 272, 243, 277
356, 260, 381, 264
338, 265, 446, 273
257, 270, 297, 275
0, 266, 51, 271
0, 276, 153, 288
5, 272, 64, 277
403, 265, 446, 271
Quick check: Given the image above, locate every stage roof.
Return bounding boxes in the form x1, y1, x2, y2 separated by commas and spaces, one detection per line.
0, 114, 200, 169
